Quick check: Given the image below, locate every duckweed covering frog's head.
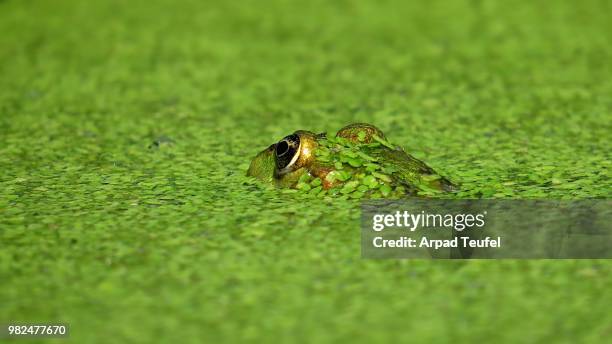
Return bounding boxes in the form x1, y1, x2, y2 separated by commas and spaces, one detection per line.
247, 123, 458, 198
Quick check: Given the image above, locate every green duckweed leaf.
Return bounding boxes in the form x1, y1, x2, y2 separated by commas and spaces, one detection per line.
372, 172, 392, 183
380, 184, 392, 197
362, 175, 378, 188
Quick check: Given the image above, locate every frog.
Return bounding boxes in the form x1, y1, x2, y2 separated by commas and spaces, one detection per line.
246, 123, 458, 198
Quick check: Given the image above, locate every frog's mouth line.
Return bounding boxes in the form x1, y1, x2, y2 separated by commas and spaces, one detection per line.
275, 134, 301, 175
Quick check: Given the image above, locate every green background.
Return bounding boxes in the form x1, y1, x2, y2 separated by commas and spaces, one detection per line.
1, 0, 611, 342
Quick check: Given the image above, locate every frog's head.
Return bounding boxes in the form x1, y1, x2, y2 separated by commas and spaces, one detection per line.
247, 124, 388, 188
247, 130, 321, 188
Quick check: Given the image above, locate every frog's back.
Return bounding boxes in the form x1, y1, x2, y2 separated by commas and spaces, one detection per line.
377, 148, 458, 193
337, 123, 459, 194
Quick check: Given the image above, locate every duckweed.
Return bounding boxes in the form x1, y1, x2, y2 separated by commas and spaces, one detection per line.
1, 0, 611, 343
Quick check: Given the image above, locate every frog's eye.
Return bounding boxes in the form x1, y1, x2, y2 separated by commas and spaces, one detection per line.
275, 134, 300, 173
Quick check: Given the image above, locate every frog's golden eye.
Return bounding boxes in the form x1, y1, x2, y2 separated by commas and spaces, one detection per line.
275, 134, 300, 173
275, 130, 319, 176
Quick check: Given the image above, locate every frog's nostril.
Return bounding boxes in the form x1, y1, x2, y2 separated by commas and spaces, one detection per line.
276, 141, 289, 156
